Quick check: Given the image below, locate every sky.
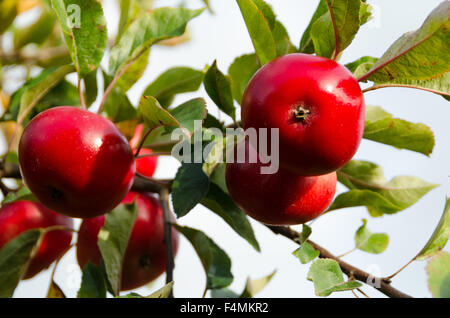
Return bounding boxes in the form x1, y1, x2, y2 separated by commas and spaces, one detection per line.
8, 0, 450, 298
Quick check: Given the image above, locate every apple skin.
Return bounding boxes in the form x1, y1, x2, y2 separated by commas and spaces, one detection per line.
0, 200, 73, 279
129, 124, 158, 178
76, 191, 179, 291
18, 106, 136, 218
241, 53, 365, 176
225, 140, 337, 225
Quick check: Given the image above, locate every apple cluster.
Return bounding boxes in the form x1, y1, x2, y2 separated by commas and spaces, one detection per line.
0, 108, 177, 291
226, 53, 365, 225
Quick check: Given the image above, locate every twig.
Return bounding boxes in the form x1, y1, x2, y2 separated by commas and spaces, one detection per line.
137, 152, 171, 159
267, 225, 412, 298
385, 258, 415, 280
159, 187, 175, 298
337, 247, 357, 258
357, 288, 370, 298
78, 77, 87, 110
134, 126, 161, 157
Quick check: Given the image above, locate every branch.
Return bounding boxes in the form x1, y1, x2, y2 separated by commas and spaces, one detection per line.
159, 187, 175, 298
267, 225, 412, 298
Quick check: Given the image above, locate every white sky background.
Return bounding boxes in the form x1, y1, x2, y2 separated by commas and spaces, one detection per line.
9, 0, 450, 298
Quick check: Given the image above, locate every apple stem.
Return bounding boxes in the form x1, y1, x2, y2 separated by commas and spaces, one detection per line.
134, 126, 161, 158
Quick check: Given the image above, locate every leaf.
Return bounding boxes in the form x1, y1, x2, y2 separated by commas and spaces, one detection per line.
174, 225, 233, 290
228, 53, 259, 104
2, 187, 37, 204
13, 7, 55, 50
201, 183, 260, 251
171, 163, 210, 218
272, 20, 297, 57
51, 0, 107, 77
210, 288, 240, 298
252, 0, 276, 30
364, 105, 435, 156
0, 0, 17, 35
345, 56, 378, 78
307, 259, 362, 297
109, 7, 204, 75
359, 1, 373, 26
18, 65, 75, 123
0, 229, 43, 298
47, 280, 66, 298
138, 96, 181, 130
117, 49, 151, 93
293, 242, 320, 264
359, 1, 450, 97
146, 281, 174, 298
300, 224, 312, 244
97, 203, 138, 296
83, 70, 98, 106
416, 198, 450, 260
204, 61, 235, 120
332, 160, 438, 216
310, 0, 361, 58
299, 0, 328, 53
170, 98, 208, 133
354, 219, 389, 254
77, 262, 107, 298
236, 0, 277, 65
426, 252, 450, 298
102, 71, 137, 122
142, 67, 204, 108
240, 270, 276, 298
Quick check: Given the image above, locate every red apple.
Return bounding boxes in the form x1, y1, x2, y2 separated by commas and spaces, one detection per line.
226, 140, 337, 225
242, 53, 365, 176
18, 107, 136, 218
0, 200, 73, 279
76, 191, 179, 291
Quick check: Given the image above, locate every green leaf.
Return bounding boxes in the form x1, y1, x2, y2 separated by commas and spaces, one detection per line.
272, 20, 297, 57
252, 0, 276, 30
426, 252, 450, 298
77, 262, 107, 298
345, 56, 378, 78
201, 183, 260, 251
174, 225, 233, 290
97, 202, 138, 296
138, 96, 181, 130
236, 0, 277, 65
13, 7, 55, 50
293, 242, 320, 264
355, 219, 389, 254
240, 270, 276, 298
307, 259, 362, 297
228, 53, 259, 104
210, 288, 240, 298
300, 224, 312, 244
364, 105, 435, 156
142, 67, 204, 108
359, 1, 450, 98
0, 229, 43, 298
18, 65, 75, 122
0, 0, 17, 35
109, 7, 204, 75
204, 61, 236, 120
102, 71, 137, 122
310, 0, 361, 58
359, 1, 373, 26
47, 280, 66, 298
2, 187, 37, 205
416, 198, 450, 260
146, 281, 174, 298
332, 160, 438, 216
116, 50, 150, 93
83, 70, 98, 106
170, 98, 208, 133
299, 0, 328, 53
172, 163, 210, 218
51, 0, 107, 77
